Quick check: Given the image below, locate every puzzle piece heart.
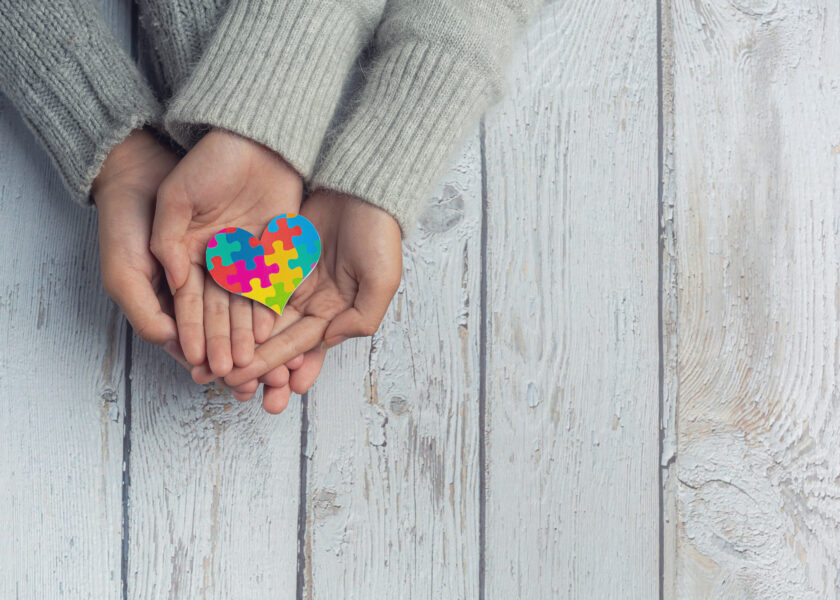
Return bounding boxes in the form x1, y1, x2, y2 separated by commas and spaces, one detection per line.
206, 213, 321, 316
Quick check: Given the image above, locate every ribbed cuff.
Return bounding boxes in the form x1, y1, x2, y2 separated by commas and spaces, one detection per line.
311, 42, 494, 237
164, 0, 370, 178
0, 3, 161, 205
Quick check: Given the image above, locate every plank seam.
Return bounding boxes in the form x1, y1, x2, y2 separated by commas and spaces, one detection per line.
122, 7, 139, 597
121, 327, 133, 600
478, 117, 489, 600
656, 0, 665, 596
295, 391, 310, 600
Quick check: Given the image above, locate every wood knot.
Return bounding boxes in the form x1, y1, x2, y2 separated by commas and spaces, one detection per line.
728, 0, 778, 17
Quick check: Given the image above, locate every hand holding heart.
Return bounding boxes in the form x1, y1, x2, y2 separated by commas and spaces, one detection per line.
149, 128, 303, 402
101, 127, 403, 414
212, 190, 403, 413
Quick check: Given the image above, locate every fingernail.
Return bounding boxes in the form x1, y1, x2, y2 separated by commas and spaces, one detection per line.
324, 335, 347, 349
164, 269, 176, 296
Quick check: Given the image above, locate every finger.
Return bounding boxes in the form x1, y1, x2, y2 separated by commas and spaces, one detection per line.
323, 277, 398, 347
262, 384, 292, 414
150, 180, 193, 290
204, 280, 233, 376
252, 303, 275, 344
174, 263, 206, 366
289, 345, 327, 395
230, 294, 254, 367
258, 364, 290, 388
224, 316, 327, 386
162, 339, 191, 371
232, 379, 259, 402
107, 268, 178, 346
191, 362, 216, 385
286, 354, 305, 370
190, 362, 261, 399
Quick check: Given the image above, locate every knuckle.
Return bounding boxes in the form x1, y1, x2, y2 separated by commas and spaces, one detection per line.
133, 321, 159, 344
206, 301, 227, 318
360, 321, 379, 337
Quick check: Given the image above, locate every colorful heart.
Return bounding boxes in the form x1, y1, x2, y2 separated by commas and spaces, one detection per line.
205, 213, 321, 316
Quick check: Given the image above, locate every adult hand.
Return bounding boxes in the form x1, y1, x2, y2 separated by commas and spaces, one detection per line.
93, 129, 261, 400
221, 190, 403, 413
93, 128, 182, 359
150, 128, 303, 376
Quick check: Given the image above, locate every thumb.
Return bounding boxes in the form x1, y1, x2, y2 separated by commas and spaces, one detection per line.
323, 278, 398, 347
108, 269, 178, 346
150, 182, 192, 291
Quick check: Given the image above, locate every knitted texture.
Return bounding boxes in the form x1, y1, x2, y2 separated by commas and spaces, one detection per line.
136, 0, 229, 99
0, 1, 160, 204
312, 0, 542, 236
164, 0, 386, 179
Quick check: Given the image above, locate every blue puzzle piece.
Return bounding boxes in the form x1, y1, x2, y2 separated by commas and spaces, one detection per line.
224, 229, 263, 270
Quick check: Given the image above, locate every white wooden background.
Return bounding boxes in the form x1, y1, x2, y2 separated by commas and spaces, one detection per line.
1, 0, 837, 598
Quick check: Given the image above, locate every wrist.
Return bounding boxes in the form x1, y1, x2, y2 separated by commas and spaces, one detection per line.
208, 127, 304, 182
93, 129, 177, 206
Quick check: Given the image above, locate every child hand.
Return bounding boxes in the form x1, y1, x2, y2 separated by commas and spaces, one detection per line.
150, 128, 303, 375
191, 312, 307, 408
222, 190, 403, 413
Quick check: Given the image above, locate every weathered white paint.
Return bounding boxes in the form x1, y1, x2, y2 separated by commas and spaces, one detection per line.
302, 136, 483, 597
126, 345, 302, 599
660, 1, 681, 597
0, 2, 132, 596
482, 1, 660, 597
670, 1, 840, 597
13, 1, 840, 597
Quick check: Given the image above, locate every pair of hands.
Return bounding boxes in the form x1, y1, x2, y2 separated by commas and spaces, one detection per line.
92, 128, 402, 413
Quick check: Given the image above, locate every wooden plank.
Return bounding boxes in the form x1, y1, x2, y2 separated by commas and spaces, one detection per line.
482, 2, 660, 597
0, 1, 132, 596
670, 1, 840, 596
659, 0, 681, 596
125, 2, 303, 595
302, 136, 483, 597
126, 345, 302, 598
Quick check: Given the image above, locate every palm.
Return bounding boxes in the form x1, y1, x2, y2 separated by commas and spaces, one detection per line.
223, 191, 403, 403
158, 129, 303, 270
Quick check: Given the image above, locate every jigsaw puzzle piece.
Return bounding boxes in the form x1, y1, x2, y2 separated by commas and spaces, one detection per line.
243, 278, 277, 305
206, 229, 242, 267
268, 265, 303, 294
263, 239, 298, 272
264, 286, 294, 315
225, 256, 280, 293
286, 214, 321, 273
264, 214, 303, 251
227, 232, 264, 270
208, 256, 244, 293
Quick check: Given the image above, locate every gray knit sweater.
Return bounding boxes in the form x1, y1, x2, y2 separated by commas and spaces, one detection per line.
0, 0, 540, 235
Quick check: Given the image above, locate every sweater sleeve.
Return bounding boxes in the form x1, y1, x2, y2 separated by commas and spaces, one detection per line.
0, 1, 161, 205
162, 0, 387, 179
135, 0, 228, 100
311, 0, 542, 236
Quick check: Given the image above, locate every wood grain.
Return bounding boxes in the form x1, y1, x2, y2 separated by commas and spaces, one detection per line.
482, 2, 660, 597
302, 136, 483, 598
126, 339, 303, 599
670, 1, 840, 597
0, 1, 132, 596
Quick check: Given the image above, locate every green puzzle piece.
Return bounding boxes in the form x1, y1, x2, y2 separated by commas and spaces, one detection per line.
206, 234, 242, 267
